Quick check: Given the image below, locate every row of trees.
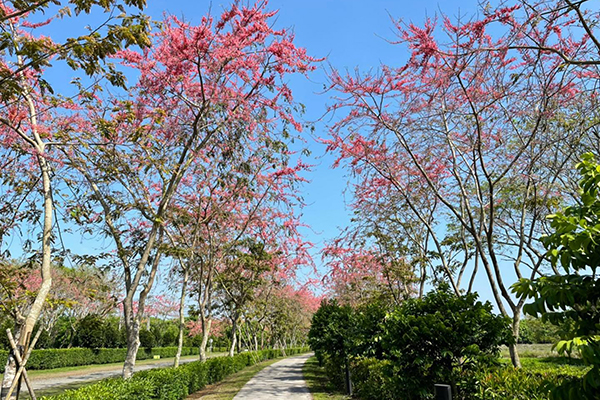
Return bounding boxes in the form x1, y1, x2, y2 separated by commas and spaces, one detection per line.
0, 258, 318, 354
322, 0, 600, 368
0, 0, 319, 397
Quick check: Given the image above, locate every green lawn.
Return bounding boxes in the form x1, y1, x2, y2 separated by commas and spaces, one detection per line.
302, 356, 350, 400
500, 343, 559, 359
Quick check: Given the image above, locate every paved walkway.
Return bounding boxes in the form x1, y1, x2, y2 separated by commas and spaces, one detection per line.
233, 353, 312, 400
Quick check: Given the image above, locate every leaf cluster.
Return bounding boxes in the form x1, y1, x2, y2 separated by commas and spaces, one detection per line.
512, 152, 600, 398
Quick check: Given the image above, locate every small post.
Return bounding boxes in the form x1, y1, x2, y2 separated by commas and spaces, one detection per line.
434, 384, 452, 400
344, 357, 353, 396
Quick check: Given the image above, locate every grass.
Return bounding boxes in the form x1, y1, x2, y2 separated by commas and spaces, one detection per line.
302, 356, 350, 400
500, 343, 559, 359
185, 357, 283, 400
499, 343, 588, 374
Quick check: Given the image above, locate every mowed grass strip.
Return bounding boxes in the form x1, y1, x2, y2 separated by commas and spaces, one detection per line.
185, 357, 282, 400
302, 356, 350, 400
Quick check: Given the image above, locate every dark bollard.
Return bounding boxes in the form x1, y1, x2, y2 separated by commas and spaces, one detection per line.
434, 384, 452, 400
344, 358, 353, 396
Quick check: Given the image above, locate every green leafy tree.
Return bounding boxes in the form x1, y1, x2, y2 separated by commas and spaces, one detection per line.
308, 299, 355, 393
513, 152, 600, 399
380, 285, 512, 399
75, 314, 105, 349
138, 328, 155, 351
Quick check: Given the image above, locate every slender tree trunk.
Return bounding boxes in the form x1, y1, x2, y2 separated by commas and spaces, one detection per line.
199, 316, 212, 362
1, 155, 53, 400
509, 312, 522, 368
229, 318, 237, 357
122, 230, 163, 378
122, 318, 141, 379
236, 325, 241, 353
174, 268, 189, 368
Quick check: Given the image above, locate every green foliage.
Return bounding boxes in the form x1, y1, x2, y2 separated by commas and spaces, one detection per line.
351, 358, 395, 400
76, 314, 106, 349
0, 0, 150, 101
308, 299, 354, 366
309, 286, 512, 399
139, 328, 156, 350
379, 285, 513, 399
475, 358, 590, 400
40, 347, 309, 400
519, 317, 566, 344
0, 346, 198, 373
513, 153, 600, 398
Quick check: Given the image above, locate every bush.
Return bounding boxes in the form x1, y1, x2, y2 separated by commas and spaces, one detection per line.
378, 285, 512, 399
308, 285, 513, 400
518, 317, 565, 344
40, 347, 309, 400
76, 315, 106, 349
139, 328, 156, 351
351, 357, 394, 400
476, 366, 587, 400
0, 346, 198, 372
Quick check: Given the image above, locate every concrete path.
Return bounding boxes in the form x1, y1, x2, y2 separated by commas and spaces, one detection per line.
233, 353, 312, 400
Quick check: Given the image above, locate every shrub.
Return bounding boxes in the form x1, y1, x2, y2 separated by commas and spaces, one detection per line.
351, 357, 394, 400
308, 286, 512, 399
476, 365, 588, 400
139, 328, 156, 351
76, 315, 106, 349
379, 285, 512, 399
41, 347, 309, 400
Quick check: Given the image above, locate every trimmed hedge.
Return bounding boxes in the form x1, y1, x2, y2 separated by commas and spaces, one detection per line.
41, 347, 309, 400
0, 346, 210, 372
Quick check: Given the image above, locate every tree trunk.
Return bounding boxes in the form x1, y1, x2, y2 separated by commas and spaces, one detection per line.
122, 231, 163, 378
174, 268, 189, 368
1, 155, 53, 400
122, 318, 141, 379
236, 324, 241, 353
229, 318, 237, 357
199, 317, 212, 362
509, 313, 522, 368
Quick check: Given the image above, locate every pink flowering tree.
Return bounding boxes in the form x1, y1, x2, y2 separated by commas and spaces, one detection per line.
165, 139, 311, 363
63, 1, 316, 377
325, 2, 599, 367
